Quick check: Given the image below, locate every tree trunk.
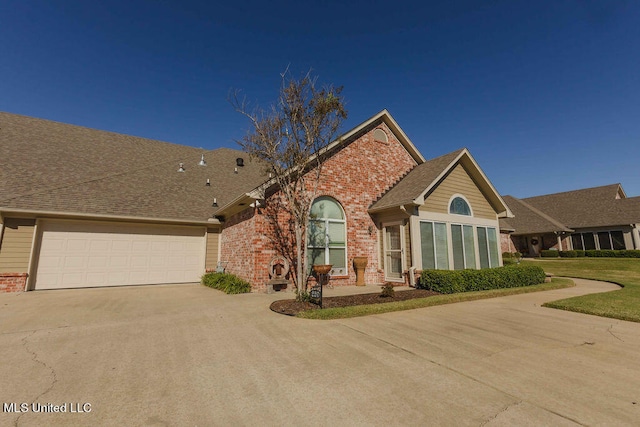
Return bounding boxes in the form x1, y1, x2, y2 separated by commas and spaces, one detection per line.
295, 224, 304, 299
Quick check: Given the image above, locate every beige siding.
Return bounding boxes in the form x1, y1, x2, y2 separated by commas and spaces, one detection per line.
0, 218, 35, 273
205, 230, 220, 270
422, 164, 497, 219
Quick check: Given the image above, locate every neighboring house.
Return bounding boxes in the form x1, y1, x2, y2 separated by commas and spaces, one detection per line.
0, 110, 512, 293
500, 184, 640, 256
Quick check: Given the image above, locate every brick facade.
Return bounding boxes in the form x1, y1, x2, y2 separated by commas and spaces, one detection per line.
220, 121, 418, 291
0, 273, 28, 292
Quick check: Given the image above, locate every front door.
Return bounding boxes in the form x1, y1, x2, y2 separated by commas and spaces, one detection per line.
384, 223, 404, 281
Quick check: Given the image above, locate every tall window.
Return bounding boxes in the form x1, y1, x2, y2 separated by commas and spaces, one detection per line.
452, 224, 476, 269
308, 197, 347, 275
420, 221, 449, 270
573, 231, 625, 250
477, 227, 499, 268
449, 197, 471, 216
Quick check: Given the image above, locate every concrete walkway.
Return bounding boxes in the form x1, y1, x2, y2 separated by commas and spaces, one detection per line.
1, 278, 639, 426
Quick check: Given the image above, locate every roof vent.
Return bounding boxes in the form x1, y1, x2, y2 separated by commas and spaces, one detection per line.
206, 178, 210, 186
198, 154, 207, 166
178, 163, 185, 172
234, 167, 238, 174
236, 157, 244, 167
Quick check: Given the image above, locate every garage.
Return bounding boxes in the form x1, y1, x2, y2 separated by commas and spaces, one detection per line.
34, 221, 206, 290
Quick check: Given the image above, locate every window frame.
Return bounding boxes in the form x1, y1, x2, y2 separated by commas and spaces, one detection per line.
448, 194, 473, 217
307, 197, 348, 276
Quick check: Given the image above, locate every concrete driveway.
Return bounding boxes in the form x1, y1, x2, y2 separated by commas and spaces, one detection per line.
1, 279, 639, 426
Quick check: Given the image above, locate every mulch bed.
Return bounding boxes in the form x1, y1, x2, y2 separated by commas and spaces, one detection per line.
270, 288, 440, 316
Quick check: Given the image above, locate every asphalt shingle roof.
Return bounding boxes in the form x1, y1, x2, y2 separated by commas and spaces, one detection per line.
0, 112, 267, 222
500, 196, 572, 235
370, 149, 464, 211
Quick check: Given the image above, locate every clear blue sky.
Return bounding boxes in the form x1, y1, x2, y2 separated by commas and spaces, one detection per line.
2, 0, 638, 198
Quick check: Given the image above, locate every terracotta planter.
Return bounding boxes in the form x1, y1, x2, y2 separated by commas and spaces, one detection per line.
312, 264, 332, 275
352, 257, 368, 286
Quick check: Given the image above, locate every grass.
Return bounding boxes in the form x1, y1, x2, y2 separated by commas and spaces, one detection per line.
525, 258, 640, 323
296, 278, 573, 320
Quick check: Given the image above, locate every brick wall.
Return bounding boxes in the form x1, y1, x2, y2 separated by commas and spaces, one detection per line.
0, 273, 28, 292
220, 120, 418, 291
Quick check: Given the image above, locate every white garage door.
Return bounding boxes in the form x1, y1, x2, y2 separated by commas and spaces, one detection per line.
35, 221, 205, 290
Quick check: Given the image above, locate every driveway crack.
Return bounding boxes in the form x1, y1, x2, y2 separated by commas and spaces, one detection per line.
607, 324, 624, 342
479, 401, 522, 426
15, 331, 58, 427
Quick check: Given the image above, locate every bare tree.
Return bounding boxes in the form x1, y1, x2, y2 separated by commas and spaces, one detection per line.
231, 70, 347, 299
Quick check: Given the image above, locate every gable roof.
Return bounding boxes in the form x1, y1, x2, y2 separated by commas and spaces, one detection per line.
522, 184, 639, 229
0, 112, 267, 223
215, 109, 426, 217
499, 196, 573, 235
369, 148, 513, 218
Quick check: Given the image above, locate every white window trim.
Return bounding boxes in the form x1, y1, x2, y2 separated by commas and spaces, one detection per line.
307, 198, 348, 276
448, 193, 474, 217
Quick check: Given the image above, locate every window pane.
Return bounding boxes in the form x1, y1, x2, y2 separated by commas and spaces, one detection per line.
477, 227, 489, 268
582, 233, 596, 250
307, 220, 326, 247
434, 222, 449, 269
327, 221, 345, 246
329, 248, 346, 268
611, 231, 626, 250
463, 225, 476, 269
308, 247, 325, 268
597, 232, 612, 250
386, 225, 401, 250
451, 225, 464, 270
450, 197, 471, 215
386, 252, 403, 279
488, 228, 499, 268
310, 196, 344, 220
420, 222, 436, 270
571, 234, 584, 251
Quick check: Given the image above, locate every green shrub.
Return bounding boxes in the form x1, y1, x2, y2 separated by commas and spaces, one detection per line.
540, 250, 559, 258
503, 258, 517, 265
618, 250, 640, 258
575, 250, 586, 257
502, 252, 522, 260
201, 272, 252, 294
417, 265, 546, 294
583, 249, 640, 258
380, 283, 395, 298
559, 250, 577, 258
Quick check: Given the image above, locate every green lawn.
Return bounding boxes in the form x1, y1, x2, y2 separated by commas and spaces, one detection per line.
297, 278, 573, 320
524, 258, 640, 322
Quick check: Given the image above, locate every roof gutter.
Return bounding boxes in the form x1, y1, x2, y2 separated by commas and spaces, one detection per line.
0, 207, 220, 226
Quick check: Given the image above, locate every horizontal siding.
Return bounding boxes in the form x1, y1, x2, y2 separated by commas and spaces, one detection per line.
0, 218, 35, 273
422, 164, 497, 220
205, 231, 220, 270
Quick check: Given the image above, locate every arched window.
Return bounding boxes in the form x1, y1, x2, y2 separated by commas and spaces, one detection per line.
449, 196, 472, 216
308, 196, 347, 275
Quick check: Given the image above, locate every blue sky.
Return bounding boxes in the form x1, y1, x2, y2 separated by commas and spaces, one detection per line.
2, 0, 638, 198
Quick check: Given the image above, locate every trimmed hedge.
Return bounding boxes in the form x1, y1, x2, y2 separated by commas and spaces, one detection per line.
502, 252, 522, 259
201, 272, 252, 294
559, 250, 577, 258
417, 265, 546, 294
540, 250, 559, 258
582, 249, 640, 258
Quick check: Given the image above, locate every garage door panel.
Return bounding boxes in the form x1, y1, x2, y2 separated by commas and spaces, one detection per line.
35, 221, 205, 290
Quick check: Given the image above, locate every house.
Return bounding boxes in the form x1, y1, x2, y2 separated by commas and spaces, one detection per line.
500, 184, 640, 256
0, 110, 512, 293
